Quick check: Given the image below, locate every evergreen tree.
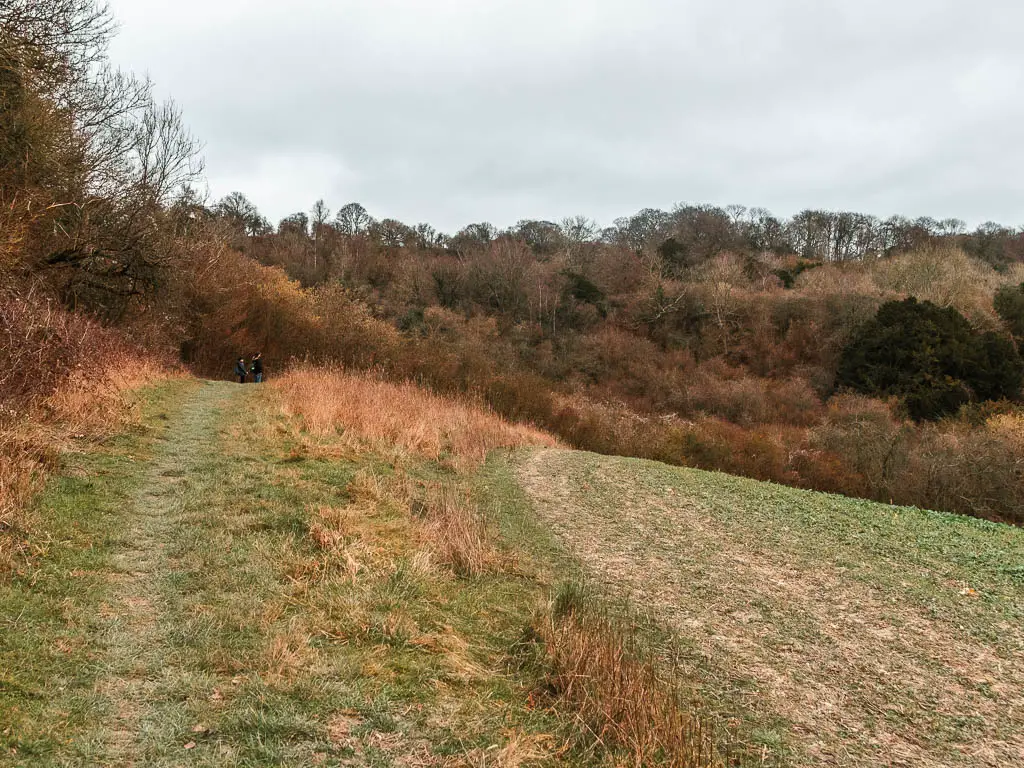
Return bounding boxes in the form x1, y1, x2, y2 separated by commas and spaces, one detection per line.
837, 298, 1024, 420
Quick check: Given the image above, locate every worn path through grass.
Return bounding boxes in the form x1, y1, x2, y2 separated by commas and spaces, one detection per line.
2, 380, 580, 767
98, 381, 235, 761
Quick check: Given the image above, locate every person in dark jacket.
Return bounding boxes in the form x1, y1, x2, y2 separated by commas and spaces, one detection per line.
234, 357, 248, 384
251, 352, 264, 383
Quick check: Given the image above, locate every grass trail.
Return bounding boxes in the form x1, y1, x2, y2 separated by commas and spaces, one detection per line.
98, 382, 235, 761
2, 380, 575, 767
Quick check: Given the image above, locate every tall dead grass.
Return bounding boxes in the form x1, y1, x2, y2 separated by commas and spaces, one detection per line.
1, 354, 168, 571
271, 369, 725, 762
527, 584, 722, 768
334, 468, 509, 578
274, 365, 558, 468
416, 483, 510, 577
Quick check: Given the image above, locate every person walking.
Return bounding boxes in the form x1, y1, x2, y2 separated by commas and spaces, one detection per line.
234, 357, 248, 384
251, 352, 264, 383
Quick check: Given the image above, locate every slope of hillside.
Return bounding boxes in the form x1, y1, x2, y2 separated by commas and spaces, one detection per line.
512, 448, 1024, 767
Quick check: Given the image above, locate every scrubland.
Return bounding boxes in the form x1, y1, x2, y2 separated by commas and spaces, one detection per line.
0, 293, 169, 573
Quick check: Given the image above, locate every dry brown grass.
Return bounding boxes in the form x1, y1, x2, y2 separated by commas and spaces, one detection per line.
322, 465, 509, 579
267, 371, 723, 762
42, 357, 168, 434
273, 365, 557, 469
417, 483, 510, 577
262, 617, 316, 680
0, 287, 175, 560
297, 461, 508, 608
0, 428, 54, 571
533, 590, 720, 768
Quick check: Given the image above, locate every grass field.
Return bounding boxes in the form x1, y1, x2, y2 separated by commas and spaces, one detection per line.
1, 380, 570, 766
3, 374, 1021, 766
512, 448, 1024, 767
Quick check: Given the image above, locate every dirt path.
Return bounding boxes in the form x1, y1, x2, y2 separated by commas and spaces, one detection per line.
97, 382, 238, 765
517, 448, 1024, 768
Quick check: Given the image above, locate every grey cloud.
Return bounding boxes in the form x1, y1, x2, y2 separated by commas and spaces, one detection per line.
108, 0, 1024, 231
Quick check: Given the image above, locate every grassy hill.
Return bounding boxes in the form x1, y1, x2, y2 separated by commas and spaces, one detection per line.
2, 372, 1021, 766
508, 448, 1024, 767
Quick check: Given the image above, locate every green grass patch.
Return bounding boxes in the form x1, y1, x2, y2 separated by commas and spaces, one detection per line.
509, 447, 1024, 768
4, 380, 580, 766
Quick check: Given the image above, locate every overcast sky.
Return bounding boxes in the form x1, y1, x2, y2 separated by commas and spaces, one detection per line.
107, 0, 1024, 232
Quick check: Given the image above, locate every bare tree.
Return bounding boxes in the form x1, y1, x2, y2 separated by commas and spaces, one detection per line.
560, 215, 598, 269
1, 0, 207, 316
127, 99, 204, 205
0, 1, 114, 95
334, 202, 372, 235
939, 218, 967, 237
724, 204, 748, 226
412, 222, 446, 250
310, 198, 330, 269
44, 99, 204, 316
449, 222, 497, 259
372, 218, 414, 249
215, 192, 269, 236
511, 219, 563, 257
279, 212, 309, 236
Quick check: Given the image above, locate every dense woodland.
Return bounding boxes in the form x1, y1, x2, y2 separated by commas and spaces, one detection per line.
5, 0, 1024, 526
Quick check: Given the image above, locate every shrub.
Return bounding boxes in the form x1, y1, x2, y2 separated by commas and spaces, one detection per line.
682, 363, 821, 427
810, 395, 908, 500
0, 295, 165, 573
0, 292, 134, 412
482, 372, 558, 427
684, 420, 799, 484
684, 368, 770, 426
765, 377, 823, 426
868, 246, 1012, 327
836, 298, 1024, 420
994, 282, 1024, 345
773, 259, 821, 289
897, 421, 1023, 525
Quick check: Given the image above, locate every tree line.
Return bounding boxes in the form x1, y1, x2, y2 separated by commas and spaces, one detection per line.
212, 194, 1024, 283
1, 0, 203, 319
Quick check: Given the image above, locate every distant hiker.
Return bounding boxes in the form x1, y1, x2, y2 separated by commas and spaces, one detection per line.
234, 357, 248, 384
252, 352, 264, 383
